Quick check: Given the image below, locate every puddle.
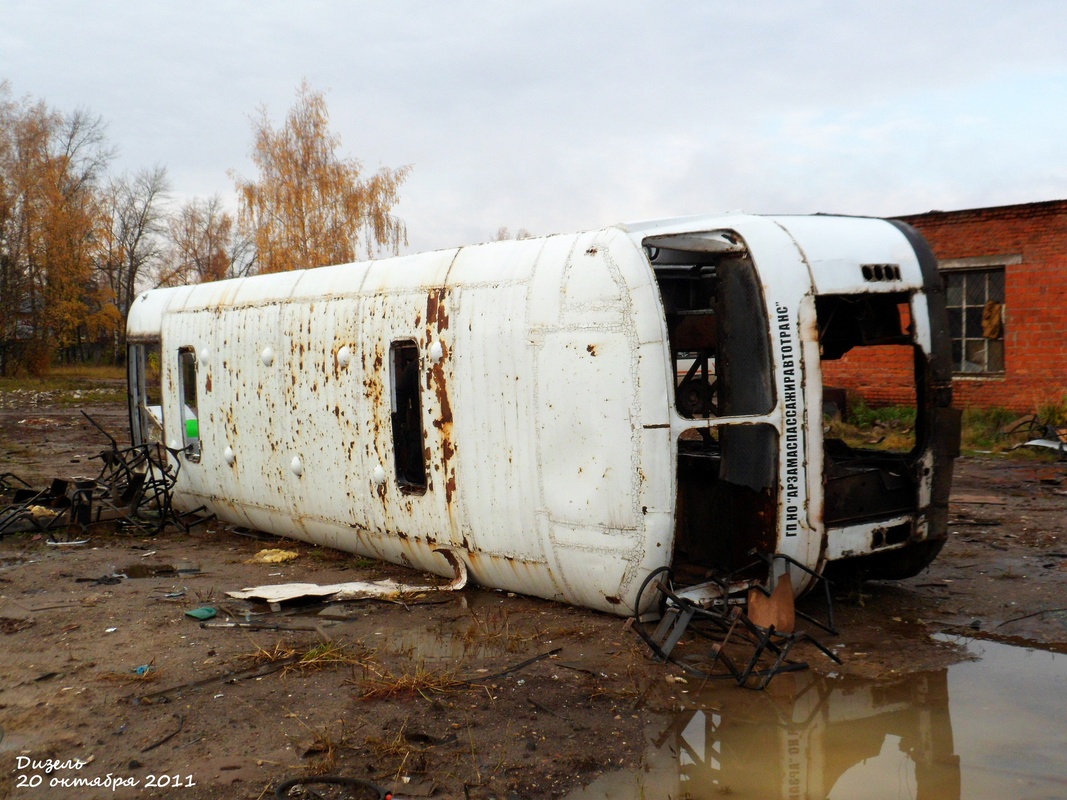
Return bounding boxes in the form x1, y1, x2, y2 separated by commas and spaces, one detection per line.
376, 602, 531, 663
566, 636, 1067, 799
375, 619, 498, 663
117, 562, 176, 579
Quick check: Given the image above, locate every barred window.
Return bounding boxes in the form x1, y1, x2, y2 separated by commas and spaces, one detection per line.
944, 268, 1005, 374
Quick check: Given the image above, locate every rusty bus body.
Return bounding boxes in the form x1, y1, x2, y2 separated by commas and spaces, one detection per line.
126, 213, 959, 615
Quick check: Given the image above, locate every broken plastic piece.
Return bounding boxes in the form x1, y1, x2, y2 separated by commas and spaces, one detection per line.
227, 548, 467, 604
1021, 438, 1067, 455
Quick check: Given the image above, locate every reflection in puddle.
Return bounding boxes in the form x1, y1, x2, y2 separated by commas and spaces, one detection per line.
567, 637, 1067, 799
373, 597, 533, 664
375, 619, 500, 663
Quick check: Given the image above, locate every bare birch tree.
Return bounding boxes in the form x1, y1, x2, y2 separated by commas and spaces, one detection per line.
163, 194, 236, 285
98, 166, 170, 336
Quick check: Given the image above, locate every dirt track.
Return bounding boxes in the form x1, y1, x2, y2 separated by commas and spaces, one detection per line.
1, 389, 1066, 799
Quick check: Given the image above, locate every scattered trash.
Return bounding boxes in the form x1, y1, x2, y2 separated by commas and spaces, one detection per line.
133, 664, 153, 677
248, 549, 300, 564
1000, 414, 1038, 436
199, 620, 335, 633
746, 572, 796, 633
133, 655, 303, 704
0, 617, 35, 634
631, 552, 840, 690
0, 472, 32, 493
1001, 415, 1067, 458
1020, 437, 1067, 457
0, 412, 214, 541
105, 627, 118, 633
184, 606, 217, 621
274, 775, 388, 800
118, 563, 177, 579
228, 548, 467, 604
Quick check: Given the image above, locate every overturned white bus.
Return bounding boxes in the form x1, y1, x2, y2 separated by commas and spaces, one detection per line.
126, 213, 959, 615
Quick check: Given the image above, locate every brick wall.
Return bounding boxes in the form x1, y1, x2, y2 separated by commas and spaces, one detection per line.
822, 345, 917, 408
822, 200, 1067, 413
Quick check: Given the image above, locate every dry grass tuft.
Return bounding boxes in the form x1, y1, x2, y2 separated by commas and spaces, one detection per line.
244, 639, 368, 674
297, 640, 367, 670
247, 639, 299, 664
362, 719, 430, 785
355, 659, 467, 701
462, 607, 554, 653
290, 718, 359, 774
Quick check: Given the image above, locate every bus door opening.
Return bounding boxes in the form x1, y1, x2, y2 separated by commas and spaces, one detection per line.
128, 341, 164, 448
649, 234, 779, 583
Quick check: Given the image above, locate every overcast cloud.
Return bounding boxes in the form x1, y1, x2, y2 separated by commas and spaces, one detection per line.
3, 1, 1067, 252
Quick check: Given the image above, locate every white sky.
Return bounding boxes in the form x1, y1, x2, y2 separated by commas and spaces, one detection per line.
4, 1, 1067, 253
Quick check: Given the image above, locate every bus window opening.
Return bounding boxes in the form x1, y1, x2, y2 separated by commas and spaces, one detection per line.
178, 346, 201, 461
390, 341, 427, 491
817, 293, 919, 526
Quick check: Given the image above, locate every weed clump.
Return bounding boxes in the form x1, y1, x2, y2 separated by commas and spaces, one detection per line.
355, 659, 466, 701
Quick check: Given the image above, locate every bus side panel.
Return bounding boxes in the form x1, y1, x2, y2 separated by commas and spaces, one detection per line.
444, 284, 544, 563
530, 230, 676, 611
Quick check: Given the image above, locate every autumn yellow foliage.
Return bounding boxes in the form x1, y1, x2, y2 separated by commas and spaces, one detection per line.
233, 80, 410, 274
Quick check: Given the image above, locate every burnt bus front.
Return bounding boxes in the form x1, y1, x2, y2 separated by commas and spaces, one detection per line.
640, 214, 959, 594
815, 219, 960, 580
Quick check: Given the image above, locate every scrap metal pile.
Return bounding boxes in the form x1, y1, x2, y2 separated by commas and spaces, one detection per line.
0, 412, 209, 541
631, 552, 841, 690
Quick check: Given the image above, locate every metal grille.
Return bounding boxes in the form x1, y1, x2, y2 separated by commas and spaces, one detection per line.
944, 268, 1005, 373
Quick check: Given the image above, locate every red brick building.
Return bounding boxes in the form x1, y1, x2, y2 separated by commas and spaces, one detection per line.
823, 200, 1067, 413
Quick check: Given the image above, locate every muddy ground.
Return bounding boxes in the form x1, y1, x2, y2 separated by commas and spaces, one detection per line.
1, 385, 1065, 799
